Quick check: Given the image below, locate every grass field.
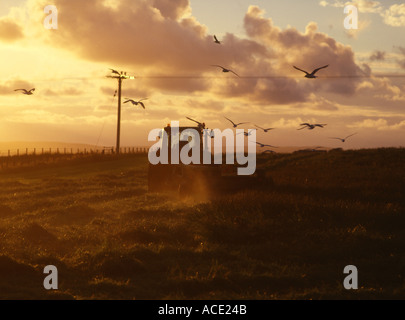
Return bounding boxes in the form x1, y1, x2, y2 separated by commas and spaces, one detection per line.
0, 149, 404, 300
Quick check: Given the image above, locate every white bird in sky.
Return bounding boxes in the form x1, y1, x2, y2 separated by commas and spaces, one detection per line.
225, 117, 249, 128
293, 65, 329, 78
14, 88, 35, 95
329, 133, 357, 142
211, 65, 240, 77
298, 123, 327, 130
255, 125, 275, 133
124, 98, 147, 109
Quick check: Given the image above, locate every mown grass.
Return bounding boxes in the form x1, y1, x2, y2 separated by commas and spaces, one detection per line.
0, 149, 404, 299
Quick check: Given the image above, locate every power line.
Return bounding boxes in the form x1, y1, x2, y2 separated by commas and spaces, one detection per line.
15, 73, 405, 82
143, 73, 405, 78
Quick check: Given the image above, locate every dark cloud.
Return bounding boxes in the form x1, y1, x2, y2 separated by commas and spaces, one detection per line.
369, 50, 386, 61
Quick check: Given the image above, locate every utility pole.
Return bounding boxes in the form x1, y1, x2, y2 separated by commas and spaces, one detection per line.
107, 69, 135, 154
117, 76, 122, 154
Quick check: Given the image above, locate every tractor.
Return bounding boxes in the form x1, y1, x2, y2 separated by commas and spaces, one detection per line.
147, 123, 272, 197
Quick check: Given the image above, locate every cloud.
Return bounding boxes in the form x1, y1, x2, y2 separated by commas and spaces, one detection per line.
43, 87, 84, 96
243, 6, 365, 97
353, 0, 382, 13
369, 50, 385, 61
383, 4, 405, 27
349, 118, 405, 131
152, 0, 191, 20
321, 1, 405, 27
6, 109, 74, 124
6, 109, 111, 125
356, 77, 404, 101
397, 47, 405, 55
304, 95, 340, 111
319, 0, 382, 13
394, 46, 405, 69
0, 18, 24, 42
184, 98, 226, 112
100, 85, 152, 99
344, 19, 372, 39
271, 117, 306, 129
31, 0, 222, 73
20, 1, 404, 109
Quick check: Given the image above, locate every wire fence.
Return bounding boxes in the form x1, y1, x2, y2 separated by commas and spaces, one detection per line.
0, 146, 150, 170
0, 146, 263, 170
0, 146, 149, 157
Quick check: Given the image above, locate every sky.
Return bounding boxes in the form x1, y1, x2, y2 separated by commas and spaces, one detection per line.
0, 0, 404, 150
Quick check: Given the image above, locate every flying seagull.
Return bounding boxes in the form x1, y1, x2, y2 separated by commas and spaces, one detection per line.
329, 133, 357, 142
214, 35, 221, 44
293, 65, 328, 78
255, 125, 274, 133
211, 65, 240, 77
124, 98, 147, 109
262, 149, 276, 154
254, 142, 278, 148
298, 123, 327, 130
237, 129, 254, 137
109, 68, 121, 76
225, 117, 248, 128
186, 117, 206, 130
14, 88, 35, 95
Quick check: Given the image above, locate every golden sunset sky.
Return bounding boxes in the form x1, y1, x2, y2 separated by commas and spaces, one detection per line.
0, 0, 404, 149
